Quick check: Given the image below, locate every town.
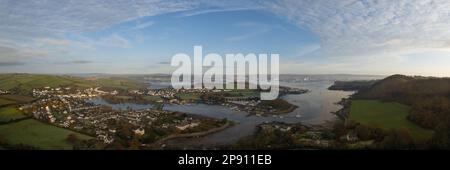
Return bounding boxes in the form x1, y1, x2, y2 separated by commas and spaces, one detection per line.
11, 83, 305, 148
18, 86, 228, 148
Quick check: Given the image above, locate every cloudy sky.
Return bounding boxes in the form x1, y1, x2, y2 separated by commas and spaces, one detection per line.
1, 0, 450, 76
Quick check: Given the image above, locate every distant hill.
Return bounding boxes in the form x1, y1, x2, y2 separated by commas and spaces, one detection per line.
352, 75, 450, 136
328, 80, 378, 91
95, 76, 147, 91
0, 74, 147, 94
0, 74, 94, 93
355, 74, 450, 105
339, 75, 450, 148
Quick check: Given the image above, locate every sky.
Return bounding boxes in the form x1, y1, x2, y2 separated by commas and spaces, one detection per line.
0, 0, 450, 76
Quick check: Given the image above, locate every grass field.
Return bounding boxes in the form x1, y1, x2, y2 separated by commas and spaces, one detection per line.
142, 95, 163, 102
115, 95, 133, 100
0, 95, 35, 108
0, 74, 146, 93
96, 77, 145, 90
0, 95, 35, 103
0, 98, 16, 107
228, 89, 259, 97
0, 74, 94, 92
349, 100, 433, 140
0, 119, 93, 149
176, 93, 202, 100
0, 107, 27, 123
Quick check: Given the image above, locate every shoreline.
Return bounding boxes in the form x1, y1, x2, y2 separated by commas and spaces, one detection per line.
153, 121, 233, 146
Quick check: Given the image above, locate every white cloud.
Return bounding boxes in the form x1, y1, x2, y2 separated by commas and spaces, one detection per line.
97, 34, 131, 48
35, 38, 72, 46
133, 21, 155, 30
0, 0, 258, 65
0, 0, 198, 37
3, 0, 450, 58
225, 28, 269, 42
0, 39, 49, 63
0, 0, 200, 65
225, 21, 272, 42
295, 44, 321, 57
1, 0, 450, 75
0, 0, 258, 39
178, 7, 262, 17
263, 0, 450, 58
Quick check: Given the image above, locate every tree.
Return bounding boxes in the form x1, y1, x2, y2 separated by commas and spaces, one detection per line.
66, 133, 80, 145
117, 121, 135, 140
355, 124, 371, 140
370, 127, 387, 142
380, 129, 414, 149
332, 121, 346, 139
431, 122, 450, 149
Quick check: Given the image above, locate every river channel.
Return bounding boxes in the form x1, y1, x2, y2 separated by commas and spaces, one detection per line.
88, 79, 354, 147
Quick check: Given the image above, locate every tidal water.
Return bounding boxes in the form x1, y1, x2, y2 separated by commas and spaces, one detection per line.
162, 80, 354, 147
90, 75, 384, 147
87, 98, 154, 110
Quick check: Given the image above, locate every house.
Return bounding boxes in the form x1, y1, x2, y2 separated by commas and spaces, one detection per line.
134, 128, 145, 136
176, 122, 199, 131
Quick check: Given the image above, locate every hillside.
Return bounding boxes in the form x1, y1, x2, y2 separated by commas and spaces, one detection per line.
355, 74, 450, 104
349, 75, 450, 148
95, 77, 147, 91
349, 100, 433, 141
0, 74, 147, 94
0, 74, 94, 94
328, 80, 378, 91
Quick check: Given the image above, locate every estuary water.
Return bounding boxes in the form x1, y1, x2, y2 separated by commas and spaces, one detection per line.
87, 98, 154, 110
90, 75, 383, 147
161, 80, 354, 147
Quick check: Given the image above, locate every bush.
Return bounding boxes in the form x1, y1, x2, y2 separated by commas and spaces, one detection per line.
380, 128, 414, 149
355, 124, 371, 140
66, 133, 80, 145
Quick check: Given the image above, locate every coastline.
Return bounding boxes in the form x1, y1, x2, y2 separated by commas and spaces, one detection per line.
153, 121, 233, 147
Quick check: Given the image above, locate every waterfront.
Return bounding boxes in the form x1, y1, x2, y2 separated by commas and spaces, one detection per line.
87, 98, 154, 110
161, 79, 354, 147
87, 75, 381, 148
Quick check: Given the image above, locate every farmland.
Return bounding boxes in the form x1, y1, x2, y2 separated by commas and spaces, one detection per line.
349, 100, 433, 140
0, 74, 94, 93
0, 98, 15, 107
0, 107, 27, 123
96, 77, 146, 90
176, 93, 202, 100
0, 119, 93, 149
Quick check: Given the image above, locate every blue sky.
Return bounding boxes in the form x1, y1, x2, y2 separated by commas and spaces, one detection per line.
1, 0, 450, 76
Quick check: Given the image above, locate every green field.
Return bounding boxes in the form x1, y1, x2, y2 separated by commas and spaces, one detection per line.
176, 93, 202, 100
0, 119, 93, 149
0, 95, 35, 102
0, 95, 35, 107
0, 74, 94, 92
0, 74, 146, 93
0, 107, 27, 123
96, 77, 145, 90
115, 95, 133, 100
228, 89, 259, 97
142, 95, 163, 102
349, 100, 433, 140
0, 98, 16, 107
